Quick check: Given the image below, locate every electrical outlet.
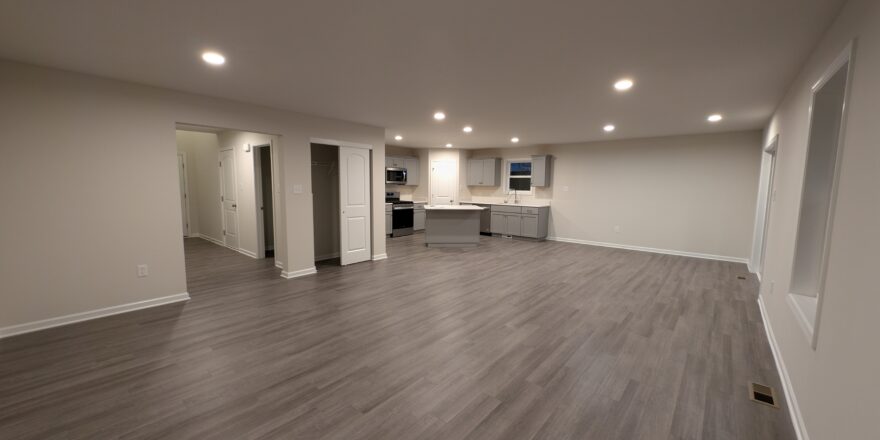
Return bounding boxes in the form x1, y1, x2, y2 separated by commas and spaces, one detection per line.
137, 264, 149, 278
769, 281, 774, 295
293, 184, 303, 194
562, 185, 570, 192
614, 225, 621, 233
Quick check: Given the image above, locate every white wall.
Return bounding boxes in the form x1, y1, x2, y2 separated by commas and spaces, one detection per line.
0, 60, 386, 332
758, 1, 880, 438
467, 131, 763, 260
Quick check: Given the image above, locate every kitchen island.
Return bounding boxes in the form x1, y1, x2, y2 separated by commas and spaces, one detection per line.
424, 205, 486, 248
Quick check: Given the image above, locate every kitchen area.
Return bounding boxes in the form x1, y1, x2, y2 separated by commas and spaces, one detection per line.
385, 146, 552, 248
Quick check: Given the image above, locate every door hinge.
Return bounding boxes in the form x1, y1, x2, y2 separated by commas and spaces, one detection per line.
221, 196, 224, 202
219, 161, 222, 167
223, 229, 226, 235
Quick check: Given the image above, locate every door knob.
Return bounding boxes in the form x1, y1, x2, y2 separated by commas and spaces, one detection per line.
232, 204, 237, 208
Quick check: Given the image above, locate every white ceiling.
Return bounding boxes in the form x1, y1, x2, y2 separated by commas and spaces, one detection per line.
0, 0, 846, 149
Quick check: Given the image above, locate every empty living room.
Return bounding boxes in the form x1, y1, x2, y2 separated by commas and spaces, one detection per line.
1, 1, 878, 439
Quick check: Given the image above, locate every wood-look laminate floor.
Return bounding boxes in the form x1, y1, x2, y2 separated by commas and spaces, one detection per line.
0, 235, 795, 440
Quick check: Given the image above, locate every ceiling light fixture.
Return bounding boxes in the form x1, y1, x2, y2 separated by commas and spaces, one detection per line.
394, 135, 403, 141
201, 51, 226, 66
510, 137, 520, 143
707, 114, 723, 122
433, 111, 446, 121
445, 143, 453, 148
463, 126, 473, 133
614, 78, 634, 91
604, 124, 616, 132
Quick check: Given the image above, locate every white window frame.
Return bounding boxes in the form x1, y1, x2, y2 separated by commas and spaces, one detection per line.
505, 158, 534, 195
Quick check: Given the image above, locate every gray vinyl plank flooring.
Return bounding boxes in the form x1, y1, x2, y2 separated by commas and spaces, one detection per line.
0, 234, 795, 439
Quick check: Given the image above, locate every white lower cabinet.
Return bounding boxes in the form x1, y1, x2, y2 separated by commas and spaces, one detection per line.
414, 204, 426, 231
489, 205, 549, 239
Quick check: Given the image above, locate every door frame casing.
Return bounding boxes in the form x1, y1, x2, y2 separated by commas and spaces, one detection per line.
177, 152, 192, 237
252, 142, 278, 260
309, 138, 373, 267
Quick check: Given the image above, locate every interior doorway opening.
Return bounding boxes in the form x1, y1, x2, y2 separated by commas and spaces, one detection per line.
310, 140, 374, 268
254, 144, 275, 259
174, 124, 283, 278
311, 143, 341, 266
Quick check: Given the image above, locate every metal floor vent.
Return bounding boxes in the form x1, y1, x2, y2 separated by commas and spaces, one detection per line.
737, 275, 747, 280
749, 382, 779, 408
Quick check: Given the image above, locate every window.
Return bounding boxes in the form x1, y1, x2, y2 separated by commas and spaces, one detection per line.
787, 43, 853, 348
506, 159, 533, 194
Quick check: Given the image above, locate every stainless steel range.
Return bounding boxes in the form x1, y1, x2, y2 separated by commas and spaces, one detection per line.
385, 191, 413, 237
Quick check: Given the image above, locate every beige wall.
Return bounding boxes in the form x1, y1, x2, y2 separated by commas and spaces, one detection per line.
758, 1, 880, 438
466, 131, 763, 260
0, 60, 385, 331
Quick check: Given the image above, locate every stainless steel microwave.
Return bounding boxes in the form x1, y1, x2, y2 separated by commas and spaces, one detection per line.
385, 167, 407, 184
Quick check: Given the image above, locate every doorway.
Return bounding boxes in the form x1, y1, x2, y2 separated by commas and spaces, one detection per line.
310, 140, 373, 267
254, 144, 275, 259
751, 135, 778, 278
430, 160, 456, 205
311, 143, 340, 264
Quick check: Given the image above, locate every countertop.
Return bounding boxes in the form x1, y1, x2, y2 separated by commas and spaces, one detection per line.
458, 200, 550, 208
425, 205, 486, 211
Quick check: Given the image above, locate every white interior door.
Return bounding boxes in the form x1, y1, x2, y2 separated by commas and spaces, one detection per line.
431, 160, 456, 205
339, 146, 372, 265
219, 149, 239, 249
177, 153, 190, 237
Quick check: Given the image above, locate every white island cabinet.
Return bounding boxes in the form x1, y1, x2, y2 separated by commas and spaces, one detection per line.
424, 205, 486, 248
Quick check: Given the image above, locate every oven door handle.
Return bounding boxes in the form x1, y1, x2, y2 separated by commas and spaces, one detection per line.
393, 206, 414, 210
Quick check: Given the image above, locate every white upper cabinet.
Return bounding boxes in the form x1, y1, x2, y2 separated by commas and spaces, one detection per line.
467, 158, 500, 186
404, 157, 419, 186
531, 155, 551, 187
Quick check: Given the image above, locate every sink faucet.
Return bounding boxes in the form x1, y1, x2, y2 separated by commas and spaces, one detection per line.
506, 189, 519, 204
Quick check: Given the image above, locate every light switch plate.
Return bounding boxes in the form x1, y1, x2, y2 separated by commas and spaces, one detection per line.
293, 184, 303, 194
137, 264, 149, 277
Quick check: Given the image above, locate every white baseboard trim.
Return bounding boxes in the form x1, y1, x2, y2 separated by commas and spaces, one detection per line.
372, 253, 388, 261
757, 295, 809, 440
185, 233, 201, 239
315, 252, 340, 262
0, 293, 191, 340
198, 236, 259, 260
546, 236, 749, 264
275, 261, 284, 269
236, 248, 258, 259
199, 235, 225, 247
281, 266, 317, 279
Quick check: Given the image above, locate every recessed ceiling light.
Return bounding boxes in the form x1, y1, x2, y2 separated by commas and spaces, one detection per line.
614, 78, 634, 91
445, 143, 453, 148
510, 137, 520, 143
604, 124, 616, 132
463, 126, 473, 133
201, 51, 226, 66
394, 135, 403, 141
433, 111, 446, 121
707, 114, 723, 122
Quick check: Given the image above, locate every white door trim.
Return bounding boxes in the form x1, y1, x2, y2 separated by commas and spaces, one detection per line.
177, 152, 192, 237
